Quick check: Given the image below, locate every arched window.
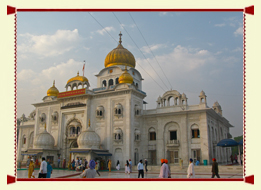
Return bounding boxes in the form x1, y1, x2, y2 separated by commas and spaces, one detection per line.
134, 129, 140, 141
114, 128, 123, 141
109, 79, 114, 86
116, 78, 119, 84
77, 127, 81, 134
102, 80, 107, 87
149, 128, 156, 141
70, 127, 76, 135
23, 135, 26, 144
114, 103, 123, 117
96, 106, 104, 118
191, 125, 200, 138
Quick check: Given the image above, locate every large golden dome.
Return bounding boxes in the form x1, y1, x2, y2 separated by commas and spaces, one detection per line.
47, 81, 59, 97
67, 72, 88, 84
104, 32, 136, 68
118, 67, 133, 84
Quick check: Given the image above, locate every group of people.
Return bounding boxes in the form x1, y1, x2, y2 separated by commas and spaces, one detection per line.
28, 157, 53, 178
71, 158, 88, 171
27, 156, 221, 179
230, 153, 242, 165
158, 158, 220, 179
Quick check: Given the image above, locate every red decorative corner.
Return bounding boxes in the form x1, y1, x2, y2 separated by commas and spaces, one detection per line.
7, 175, 16, 184
7, 5, 16, 15
245, 175, 254, 185
244, 5, 254, 15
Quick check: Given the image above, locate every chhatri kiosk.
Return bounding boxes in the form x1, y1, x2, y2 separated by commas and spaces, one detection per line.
17, 33, 233, 168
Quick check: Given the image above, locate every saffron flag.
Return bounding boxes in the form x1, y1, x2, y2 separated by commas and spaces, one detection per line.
82, 61, 85, 76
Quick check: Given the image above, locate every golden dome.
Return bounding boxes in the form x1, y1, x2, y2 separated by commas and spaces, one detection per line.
47, 81, 59, 97
118, 66, 133, 84
67, 71, 88, 84
104, 32, 136, 68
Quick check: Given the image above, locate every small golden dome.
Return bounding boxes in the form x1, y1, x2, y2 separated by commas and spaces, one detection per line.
47, 81, 59, 97
118, 67, 133, 84
67, 71, 88, 84
104, 32, 136, 68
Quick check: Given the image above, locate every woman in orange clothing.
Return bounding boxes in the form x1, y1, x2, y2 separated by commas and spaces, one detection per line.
28, 160, 35, 178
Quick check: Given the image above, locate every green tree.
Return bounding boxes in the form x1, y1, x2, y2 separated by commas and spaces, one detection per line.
231, 135, 243, 155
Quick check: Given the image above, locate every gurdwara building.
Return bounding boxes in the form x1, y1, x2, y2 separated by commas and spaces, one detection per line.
17, 33, 233, 167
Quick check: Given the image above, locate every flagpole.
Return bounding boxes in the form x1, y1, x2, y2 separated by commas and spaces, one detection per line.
83, 60, 85, 77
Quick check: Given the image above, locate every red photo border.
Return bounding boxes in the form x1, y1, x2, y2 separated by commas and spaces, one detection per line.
7, 5, 254, 185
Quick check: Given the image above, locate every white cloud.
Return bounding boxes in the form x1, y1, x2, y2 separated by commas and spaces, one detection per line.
234, 26, 243, 36
141, 44, 167, 54
137, 45, 215, 76
17, 69, 37, 81
159, 12, 168, 16
214, 23, 226, 27
17, 59, 95, 117
232, 47, 242, 52
96, 26, 115, 35
18, 29, 81, 57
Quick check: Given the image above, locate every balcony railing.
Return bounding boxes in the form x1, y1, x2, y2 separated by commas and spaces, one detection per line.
68, 134, 80, 138
167, 140, 180, 146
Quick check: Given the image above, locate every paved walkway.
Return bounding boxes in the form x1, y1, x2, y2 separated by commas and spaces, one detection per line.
17, 168, 243, 179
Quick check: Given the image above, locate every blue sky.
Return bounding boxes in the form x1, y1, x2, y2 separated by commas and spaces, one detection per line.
17, 11, 243, 137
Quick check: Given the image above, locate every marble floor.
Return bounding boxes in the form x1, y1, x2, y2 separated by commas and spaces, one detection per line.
17, 169, 243, 179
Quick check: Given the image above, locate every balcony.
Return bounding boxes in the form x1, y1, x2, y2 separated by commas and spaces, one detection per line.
67, 133, 80, 139
166, 140, 180, 147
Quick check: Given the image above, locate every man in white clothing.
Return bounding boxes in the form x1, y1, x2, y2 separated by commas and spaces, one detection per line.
39, 157, 47, 178
187, 158, 195, 178
159, 159, 169, 178
137, 160, 144, 178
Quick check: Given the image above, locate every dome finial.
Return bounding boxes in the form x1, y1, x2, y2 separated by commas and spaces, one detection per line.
119, 31, 122, 44
53, 80, 55, 87
77, 71, 79, 76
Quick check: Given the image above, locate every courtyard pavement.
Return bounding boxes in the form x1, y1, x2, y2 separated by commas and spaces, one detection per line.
17, 168, 243, 179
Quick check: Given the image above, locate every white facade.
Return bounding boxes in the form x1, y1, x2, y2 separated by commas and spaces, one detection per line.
17, 38, 233, 168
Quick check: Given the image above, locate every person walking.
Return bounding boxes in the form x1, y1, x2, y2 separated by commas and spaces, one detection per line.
137, 160, 144, 178
125, 160, 130, 174
28, 159, 35, 178
116, 160, 120, 170
80, 160, 97, 178
26, 157, 31, 168
85, 159, 88, 169
62, 158, 66, 169
144, 159, 148, 172
159, 159, 169, 178
129, 159, 132, 173
57, 157, 60, 168
108, 159, 111, 172
211, 158, 220, 178
234, 154, 238, 164
179, 158, 183, 169
39, 157, 47, 178
95, 162, 101, 176
165, 159, 171, 178
230, 155, 234, 164
46, 161, 53, 178
187, 158, 195, 178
